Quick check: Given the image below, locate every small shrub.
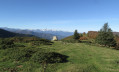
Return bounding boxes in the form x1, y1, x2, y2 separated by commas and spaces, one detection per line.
31, 52, 68, 63
80, 37, 88, 40
11, 48, 36, 62
0, 39, 15, 49
115, 43, 119, 50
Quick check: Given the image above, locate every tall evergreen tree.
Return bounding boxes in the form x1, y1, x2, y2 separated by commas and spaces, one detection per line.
96, 23, 116, 47
73, 30, 80, 40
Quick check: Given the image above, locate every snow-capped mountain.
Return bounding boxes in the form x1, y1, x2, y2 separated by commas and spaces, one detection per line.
29, 29, 73, 37
1, 27, 73, 40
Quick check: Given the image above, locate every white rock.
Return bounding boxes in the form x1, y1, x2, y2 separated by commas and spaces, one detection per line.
52, 36, 58, 41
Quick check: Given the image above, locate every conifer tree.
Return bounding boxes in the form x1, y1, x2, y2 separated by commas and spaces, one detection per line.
73, 30, 80, 40
96, 23, 116, 47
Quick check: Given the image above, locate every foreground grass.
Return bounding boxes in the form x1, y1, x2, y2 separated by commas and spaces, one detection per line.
42, 41, 119, 72
1, 41, 119, 72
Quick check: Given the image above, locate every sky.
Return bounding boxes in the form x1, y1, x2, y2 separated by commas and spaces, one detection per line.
0, 0, 119, 32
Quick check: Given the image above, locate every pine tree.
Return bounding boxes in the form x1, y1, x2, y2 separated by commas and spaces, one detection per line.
73, 30, 80, 40
96, 23, 116, 47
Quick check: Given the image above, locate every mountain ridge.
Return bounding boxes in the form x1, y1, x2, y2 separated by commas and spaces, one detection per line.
0, 28, 33, 38
1, 27, 73, 40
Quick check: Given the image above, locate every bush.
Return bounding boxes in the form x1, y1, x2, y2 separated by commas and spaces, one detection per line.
9, 37, 52, 45
31, 39, 53, 45
114, 42, 119, 50
8, 48, 38, 62
80, 37, 88, 40
0, 39, 15, 49
4, 47, 68, 64
31, 51, 68, 63
1, 47, 37, 62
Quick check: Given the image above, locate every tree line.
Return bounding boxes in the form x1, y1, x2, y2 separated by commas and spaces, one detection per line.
73, 23, 119, 49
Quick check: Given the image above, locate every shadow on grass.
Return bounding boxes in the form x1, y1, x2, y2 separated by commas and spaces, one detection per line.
46, 42, 54, 45
47, 52, 69, 63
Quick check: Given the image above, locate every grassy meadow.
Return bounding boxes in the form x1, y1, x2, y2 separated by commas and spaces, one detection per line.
44, 41, 119, 72
1, 39, 119, 72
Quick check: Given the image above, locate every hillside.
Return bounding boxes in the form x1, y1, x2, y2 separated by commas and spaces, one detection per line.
1, 41, 119, 72
1, 27, 73, 40
0, 29, 33, 38
62, 35, 73, 40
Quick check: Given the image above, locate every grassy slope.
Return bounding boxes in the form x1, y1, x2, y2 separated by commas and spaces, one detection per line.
42, 41, 119, 72
61, 35, 73, 40
1, 41, 119, 72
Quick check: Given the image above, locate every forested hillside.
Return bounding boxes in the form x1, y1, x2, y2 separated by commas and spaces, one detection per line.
0, 29, 33, 38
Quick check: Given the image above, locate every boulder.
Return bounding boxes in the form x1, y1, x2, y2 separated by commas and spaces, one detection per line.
52, 36, 58, 41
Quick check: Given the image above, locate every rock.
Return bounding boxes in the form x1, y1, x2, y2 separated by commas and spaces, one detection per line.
52, 36, 58, 41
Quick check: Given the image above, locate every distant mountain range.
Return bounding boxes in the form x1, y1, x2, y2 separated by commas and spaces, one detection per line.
1, 27, 73, 40
0, 29, 33, 38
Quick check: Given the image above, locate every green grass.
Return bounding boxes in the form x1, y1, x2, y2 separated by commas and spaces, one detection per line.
1, 41, 119, 72
42, 41, 119, 72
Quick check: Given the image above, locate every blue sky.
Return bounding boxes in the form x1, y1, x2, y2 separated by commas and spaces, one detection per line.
0, 0, 119, 32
